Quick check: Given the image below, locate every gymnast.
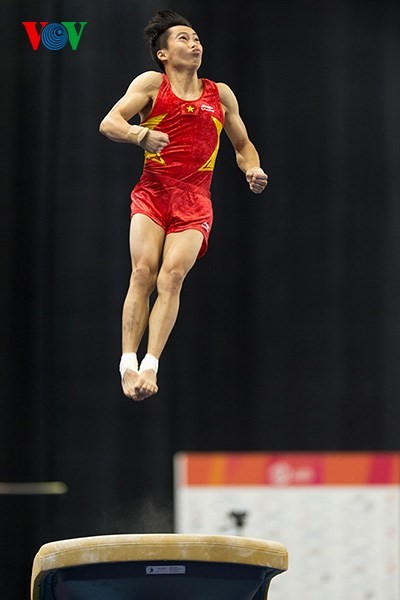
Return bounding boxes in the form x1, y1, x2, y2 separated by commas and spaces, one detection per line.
99, 10, 268, 400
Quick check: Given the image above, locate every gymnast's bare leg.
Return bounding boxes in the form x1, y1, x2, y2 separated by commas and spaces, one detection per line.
121, 213, 203, 400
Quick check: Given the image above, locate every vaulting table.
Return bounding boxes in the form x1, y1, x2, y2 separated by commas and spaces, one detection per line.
31, 533, 288, 599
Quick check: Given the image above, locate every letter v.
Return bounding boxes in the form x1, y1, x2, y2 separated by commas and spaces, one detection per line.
62, 22, 88, 50
22, 22, 48, 50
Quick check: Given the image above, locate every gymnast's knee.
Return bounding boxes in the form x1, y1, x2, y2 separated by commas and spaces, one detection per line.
157, 266, 186, 296
130, 263, 158, 294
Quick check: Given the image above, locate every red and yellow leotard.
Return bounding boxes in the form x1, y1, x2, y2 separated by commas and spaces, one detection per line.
130, 74, 225, 257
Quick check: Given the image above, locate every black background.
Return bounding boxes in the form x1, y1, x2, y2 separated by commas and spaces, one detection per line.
1, 0, 399, 597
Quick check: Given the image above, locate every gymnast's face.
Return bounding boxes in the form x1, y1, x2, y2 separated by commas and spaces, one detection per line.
158, 26, 203, 70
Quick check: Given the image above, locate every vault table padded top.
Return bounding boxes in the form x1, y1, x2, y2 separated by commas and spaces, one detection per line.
31, 533, 288, 599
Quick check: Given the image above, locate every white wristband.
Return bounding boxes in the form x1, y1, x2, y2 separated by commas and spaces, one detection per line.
139, 353, 159, 374
119, 352, 138, 379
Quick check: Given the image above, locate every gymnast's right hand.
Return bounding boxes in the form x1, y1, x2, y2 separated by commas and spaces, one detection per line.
140, 130, 169, 154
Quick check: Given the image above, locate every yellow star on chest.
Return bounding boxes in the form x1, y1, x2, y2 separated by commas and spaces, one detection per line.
186, 105, 195, 112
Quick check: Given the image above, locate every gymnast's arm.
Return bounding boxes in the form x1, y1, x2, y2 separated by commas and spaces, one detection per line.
217, 82, 268, 194
99, 71, 169, 154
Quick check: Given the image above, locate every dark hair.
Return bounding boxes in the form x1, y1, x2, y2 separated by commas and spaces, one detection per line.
144, 10, 192, 72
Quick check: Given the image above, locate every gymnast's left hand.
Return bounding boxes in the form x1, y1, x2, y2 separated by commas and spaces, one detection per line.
246, 167, 268, 194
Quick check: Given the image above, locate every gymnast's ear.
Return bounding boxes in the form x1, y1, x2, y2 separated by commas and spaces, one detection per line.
157, 49, 167, 64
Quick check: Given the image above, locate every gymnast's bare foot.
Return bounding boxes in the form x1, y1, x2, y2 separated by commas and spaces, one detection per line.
135, 369, 158, 400
122, 368, 142, 401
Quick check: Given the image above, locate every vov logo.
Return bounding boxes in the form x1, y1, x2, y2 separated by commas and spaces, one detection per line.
22, 22, 87, 51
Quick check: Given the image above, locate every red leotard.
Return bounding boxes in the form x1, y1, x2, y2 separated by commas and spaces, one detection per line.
130, 74, 225, 257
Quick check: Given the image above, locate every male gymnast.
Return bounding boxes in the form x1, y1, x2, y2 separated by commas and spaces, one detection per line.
99, 10, 268, 401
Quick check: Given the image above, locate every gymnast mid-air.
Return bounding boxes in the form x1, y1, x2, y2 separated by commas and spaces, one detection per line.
100, 10, 268, 401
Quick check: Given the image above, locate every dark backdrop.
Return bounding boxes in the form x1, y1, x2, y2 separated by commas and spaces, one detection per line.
1, 0, 399, 597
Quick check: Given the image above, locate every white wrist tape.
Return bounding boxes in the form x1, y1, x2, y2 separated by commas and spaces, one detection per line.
139, 353, 159, 374
128, 125, 149, 146
119, 352, 138, 379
